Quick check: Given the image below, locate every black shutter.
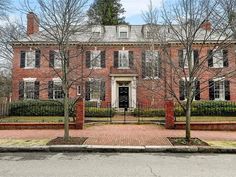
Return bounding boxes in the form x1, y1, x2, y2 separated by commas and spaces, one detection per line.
35, 50, 41, 68
34, 81, 40, 99
179, 80, 185, 100
100, 80, 106, 101
67, 50, 70, 67
114, 51, 119, 68
19, 81, 24, 100
101, 51, 106, 68
142, 51, 146, 78
85, 81, 90, 101
129, 51, 134, 68
225, 80, 230, 100
48, 81, 54, 99
194, 50, 199, 66
208, 50, 213, 67
209, 80, 215, 100
20, 51, 26, 68
195, 80, 200, 100
157, 55, 162, 78
86, 51, 91, 68
178, 50, 184, 68
49, 50, 55, 67
223, 50, 229, 67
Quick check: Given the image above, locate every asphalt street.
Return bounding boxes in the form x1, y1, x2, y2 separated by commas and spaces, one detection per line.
0, 153, 235, 177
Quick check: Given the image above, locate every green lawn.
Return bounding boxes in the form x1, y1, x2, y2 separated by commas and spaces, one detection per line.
176, 116, 236, 122
0, 116, 73, 123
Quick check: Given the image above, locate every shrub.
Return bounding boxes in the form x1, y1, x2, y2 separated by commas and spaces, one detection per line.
175, 101, 236, 116
85, 107, 115, 117
133, 108, 165, 117
9, 100, 75, 116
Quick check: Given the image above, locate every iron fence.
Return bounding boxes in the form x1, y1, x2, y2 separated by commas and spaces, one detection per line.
0, 103, 9, 118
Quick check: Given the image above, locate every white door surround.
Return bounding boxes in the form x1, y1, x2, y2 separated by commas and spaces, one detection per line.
111, 76, 137, 109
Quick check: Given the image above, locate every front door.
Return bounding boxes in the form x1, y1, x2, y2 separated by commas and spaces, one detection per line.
119, 87, 129, 108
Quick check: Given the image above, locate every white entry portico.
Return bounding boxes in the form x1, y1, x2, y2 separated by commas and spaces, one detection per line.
111, 75, 137, 109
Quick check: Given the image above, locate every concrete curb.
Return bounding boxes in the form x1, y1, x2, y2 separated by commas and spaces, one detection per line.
1, 145, 236, 153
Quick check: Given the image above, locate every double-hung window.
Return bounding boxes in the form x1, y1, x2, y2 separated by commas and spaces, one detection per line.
53, 80, 64, 99
145, 50, 159, 79
24, 81, 35, 99
19, 78, 39, 100
90, 79, 101, 101
208, 49, 228, 68
25, 51, 35, 68
209, 78, 230, 101
179, 78, 200, 101
54, 50, 62, 68
118, 50, 129, 68
118, 26, 128, 38
91, 50, 101, 68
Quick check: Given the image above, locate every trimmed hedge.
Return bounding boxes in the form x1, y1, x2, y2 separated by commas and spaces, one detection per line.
9, 100, 115, 117
133, 108, 165, 117
9, 100, 73, 116
175, 101, 236, 116
85, 107, 115, 117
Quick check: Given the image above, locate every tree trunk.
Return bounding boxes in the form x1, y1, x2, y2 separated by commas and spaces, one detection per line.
64, 90, 69, 141
185, 100, 191, 142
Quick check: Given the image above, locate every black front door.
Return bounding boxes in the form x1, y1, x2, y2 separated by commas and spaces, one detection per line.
119, 87, 129, 108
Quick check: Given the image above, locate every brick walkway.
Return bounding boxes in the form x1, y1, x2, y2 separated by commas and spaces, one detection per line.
0, 124, 236, 146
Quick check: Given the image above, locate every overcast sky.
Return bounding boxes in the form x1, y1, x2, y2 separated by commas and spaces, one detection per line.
10, 0, 163, 25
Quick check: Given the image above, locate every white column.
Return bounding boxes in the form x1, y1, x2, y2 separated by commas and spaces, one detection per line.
111, 77, 116, 108
131, 77, 137, 108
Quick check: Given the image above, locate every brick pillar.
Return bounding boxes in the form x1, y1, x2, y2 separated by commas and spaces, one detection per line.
75, 98, 85, 129
165, 100, 175, 129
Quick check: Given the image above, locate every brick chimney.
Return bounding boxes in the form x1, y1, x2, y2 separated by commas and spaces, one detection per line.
27, 12, 39, 35
200, 20, 212, 31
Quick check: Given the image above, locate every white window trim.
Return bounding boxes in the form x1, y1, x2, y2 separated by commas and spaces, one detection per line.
212, 49, 224, 68
118, 50, 129, 69
144, 50, 160, 80
77, 85, 81, 96
181, 77, 197, 101
89, 78, 101, 101
23, 80, 36, 99
183, 49, 194, 69
92, 26, 102, 37
53, 50, 62, 69
24, 50, 36, 69
90, 50, 102, 69
118, 26, 129, 38
52, 79, 63, 100
213, 77, 225, 101
23, 78, 37, 82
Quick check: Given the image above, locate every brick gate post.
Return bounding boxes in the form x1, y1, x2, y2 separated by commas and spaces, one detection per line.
165, 100, 175, 129
75, 98, 85, 129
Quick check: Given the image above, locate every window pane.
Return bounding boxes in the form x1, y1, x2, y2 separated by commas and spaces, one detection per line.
54, 51, 62, 68
91, 51, 101, 68
145, 51, 159, 78
25, 82, 35, 99
118, 51, 129, 68
213, 50, 223, 68
214, 80, 225, 100
93, 32, 101, 38
120, 32, 128, 38
26, 51, 35, 67
53, 81, 64, 99
90, 80, 100, 100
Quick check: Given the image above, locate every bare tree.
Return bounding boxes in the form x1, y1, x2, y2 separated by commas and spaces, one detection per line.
0, 0, 11, 19
17, 0, 95, 141
142, 0, 236, 141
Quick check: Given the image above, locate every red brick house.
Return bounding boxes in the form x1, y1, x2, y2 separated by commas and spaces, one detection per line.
11, 13, 236, 109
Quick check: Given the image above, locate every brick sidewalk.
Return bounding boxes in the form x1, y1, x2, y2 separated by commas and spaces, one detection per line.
0, 124, 236, 146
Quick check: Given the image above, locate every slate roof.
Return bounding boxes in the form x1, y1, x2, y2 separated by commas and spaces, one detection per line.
14, 25, 233, 45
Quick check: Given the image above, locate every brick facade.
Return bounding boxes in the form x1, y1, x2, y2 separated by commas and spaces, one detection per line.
11, 13, 236, 109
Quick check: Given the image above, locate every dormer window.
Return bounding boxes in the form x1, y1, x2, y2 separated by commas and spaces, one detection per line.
92, 26, 102, 38
118, 26, 129, 38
